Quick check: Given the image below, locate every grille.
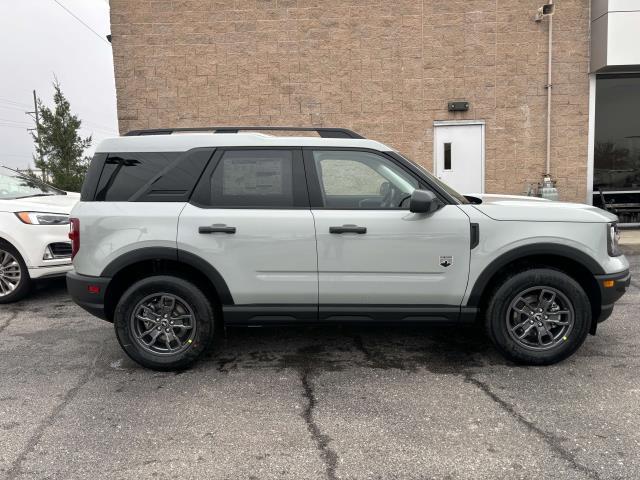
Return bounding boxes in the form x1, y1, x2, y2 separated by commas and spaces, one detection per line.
49, 242, 72, 258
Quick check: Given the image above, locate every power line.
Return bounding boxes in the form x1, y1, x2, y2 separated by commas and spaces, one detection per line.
82, 129, 119, 136
81, 119, 119, 131
0, 104, 28, 112
52, 0, 111, 46
0, 118, 32, 126
0, 97, 30, 105
0, 98, 31, 108
3, 153, 34, 158
0, 124, 32, 130
80, 125, 119, 135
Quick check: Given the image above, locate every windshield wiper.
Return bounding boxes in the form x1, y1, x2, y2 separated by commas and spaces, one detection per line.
14, 193, 56, 199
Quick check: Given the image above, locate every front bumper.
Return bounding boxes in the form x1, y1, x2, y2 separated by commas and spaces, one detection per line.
66, 271, 111, 321
28, 263, 72, 279
594, 269, 631, 323
0, 213, 72, 269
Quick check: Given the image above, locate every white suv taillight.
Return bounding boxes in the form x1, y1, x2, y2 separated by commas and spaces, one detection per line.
69, 218, 80, 259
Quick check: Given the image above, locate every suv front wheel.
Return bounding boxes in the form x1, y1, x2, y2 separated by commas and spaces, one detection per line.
485, 268, 591, 365
114, 276, 215, 370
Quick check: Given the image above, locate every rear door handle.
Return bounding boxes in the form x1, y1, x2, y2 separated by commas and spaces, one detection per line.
199, 224, 236, 234
329, 224, 367, 234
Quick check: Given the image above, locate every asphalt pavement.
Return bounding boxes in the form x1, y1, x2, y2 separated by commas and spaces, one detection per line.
1, 250, 639, 480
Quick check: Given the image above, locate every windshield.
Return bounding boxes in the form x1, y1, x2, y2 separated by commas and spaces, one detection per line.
0, 167, 63, 200
395, 154, 470, 204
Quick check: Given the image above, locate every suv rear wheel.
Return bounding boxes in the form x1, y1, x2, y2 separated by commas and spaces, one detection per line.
114, 276, 215, 370
485, 268, 591, 365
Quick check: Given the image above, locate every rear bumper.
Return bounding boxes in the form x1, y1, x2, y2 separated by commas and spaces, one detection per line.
595, 269, 630, 323
66, 271, 111, 321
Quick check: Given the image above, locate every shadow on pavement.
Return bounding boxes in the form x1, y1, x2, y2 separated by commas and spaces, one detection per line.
193, 323, 507, 376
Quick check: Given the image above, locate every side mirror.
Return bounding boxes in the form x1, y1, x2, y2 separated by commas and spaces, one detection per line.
409, 189, 439, 214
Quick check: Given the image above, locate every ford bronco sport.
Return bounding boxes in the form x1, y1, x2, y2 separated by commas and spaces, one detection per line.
66, 127, 630, 370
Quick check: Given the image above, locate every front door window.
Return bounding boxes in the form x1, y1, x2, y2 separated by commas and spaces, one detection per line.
313, 150, 418, 209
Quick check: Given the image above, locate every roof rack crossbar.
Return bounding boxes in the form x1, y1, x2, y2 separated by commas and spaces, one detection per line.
124, 126, 365, 139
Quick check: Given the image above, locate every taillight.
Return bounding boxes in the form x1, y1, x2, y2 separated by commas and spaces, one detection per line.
69, 218, 80, 259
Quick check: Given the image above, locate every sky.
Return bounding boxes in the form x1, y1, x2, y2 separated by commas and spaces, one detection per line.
0, 0, 117, 169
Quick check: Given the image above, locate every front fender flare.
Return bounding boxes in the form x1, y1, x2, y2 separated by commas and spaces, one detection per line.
466, 243, 604, 307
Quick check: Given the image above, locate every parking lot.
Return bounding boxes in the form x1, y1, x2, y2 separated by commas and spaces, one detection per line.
0, 250, 637, 480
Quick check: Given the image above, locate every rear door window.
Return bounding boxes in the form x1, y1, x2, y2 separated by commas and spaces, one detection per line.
192, 149, 308, 208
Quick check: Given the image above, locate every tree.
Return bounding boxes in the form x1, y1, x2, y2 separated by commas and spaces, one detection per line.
31, 79, 91, 191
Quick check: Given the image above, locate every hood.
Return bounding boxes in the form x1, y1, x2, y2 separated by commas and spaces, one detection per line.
467, 193, 618, 223
0, 192, 80, 215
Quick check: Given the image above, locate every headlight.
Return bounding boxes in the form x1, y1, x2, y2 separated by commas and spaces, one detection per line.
607, 223, 621, 257
15, 212, 70, 225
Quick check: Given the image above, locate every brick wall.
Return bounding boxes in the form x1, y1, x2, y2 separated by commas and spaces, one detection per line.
110, 0, 591, 202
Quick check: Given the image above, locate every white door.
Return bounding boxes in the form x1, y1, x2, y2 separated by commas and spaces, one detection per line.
306, 149, 471, 310
178, 148, 318, 306
434, 123, 484, 194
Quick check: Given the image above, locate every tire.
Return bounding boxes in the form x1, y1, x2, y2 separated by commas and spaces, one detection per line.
0, 240, 32, 304
485, 268, 591, 365
114, 275, 215, 371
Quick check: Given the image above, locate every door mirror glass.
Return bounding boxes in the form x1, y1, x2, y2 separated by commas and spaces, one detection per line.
409, 189, 439, 214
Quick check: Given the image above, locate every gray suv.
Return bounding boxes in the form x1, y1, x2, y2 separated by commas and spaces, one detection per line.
66, 127, 630, 370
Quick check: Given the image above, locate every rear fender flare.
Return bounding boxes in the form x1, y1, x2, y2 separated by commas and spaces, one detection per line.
101, 247, 234, 305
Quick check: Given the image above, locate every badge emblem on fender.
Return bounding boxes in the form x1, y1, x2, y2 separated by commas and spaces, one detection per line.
439, 255, 453, 268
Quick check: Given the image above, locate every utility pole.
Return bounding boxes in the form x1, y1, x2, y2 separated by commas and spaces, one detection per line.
27, 89, 46, 182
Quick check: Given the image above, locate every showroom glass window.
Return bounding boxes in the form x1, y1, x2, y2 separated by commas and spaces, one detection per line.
594, 74, 640, 191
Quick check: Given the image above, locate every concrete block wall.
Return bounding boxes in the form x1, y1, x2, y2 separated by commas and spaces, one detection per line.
110, 0, 591, 201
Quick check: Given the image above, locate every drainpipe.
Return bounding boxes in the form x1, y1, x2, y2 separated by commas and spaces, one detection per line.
535, 1, 558, 200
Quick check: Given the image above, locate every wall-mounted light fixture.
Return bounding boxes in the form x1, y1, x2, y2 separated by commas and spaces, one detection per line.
448, 101, 469, 112
535, 3, 555, 22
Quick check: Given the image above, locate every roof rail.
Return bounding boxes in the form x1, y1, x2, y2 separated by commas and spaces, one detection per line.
123, 126, 365, 139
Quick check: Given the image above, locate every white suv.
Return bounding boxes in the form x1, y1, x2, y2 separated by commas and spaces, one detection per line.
66, 127, 630, 370
0, 166, 78, 302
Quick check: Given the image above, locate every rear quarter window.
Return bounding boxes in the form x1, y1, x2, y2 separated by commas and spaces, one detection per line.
92, 149, 213, 202
95, 152, 179, 201
80, 153, 107, 201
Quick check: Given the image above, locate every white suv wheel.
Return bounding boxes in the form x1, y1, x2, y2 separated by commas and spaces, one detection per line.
0, 248, 21, 297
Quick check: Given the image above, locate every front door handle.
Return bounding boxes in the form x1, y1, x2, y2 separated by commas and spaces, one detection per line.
199, 224, 236, 234
329, 224, 367, 234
